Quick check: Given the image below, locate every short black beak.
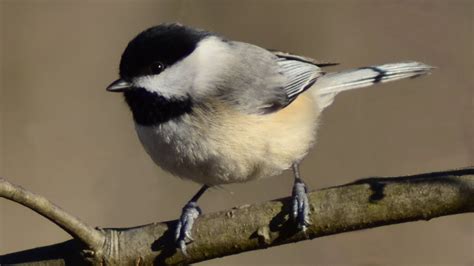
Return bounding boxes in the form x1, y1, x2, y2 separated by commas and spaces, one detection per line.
106, 79, 132, 92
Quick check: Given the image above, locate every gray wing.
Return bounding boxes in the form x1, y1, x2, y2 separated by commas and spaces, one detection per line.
270, 50, 339, 67
276, 57, 322, 104
215, 42, 326, 114
271, 49, 340, 104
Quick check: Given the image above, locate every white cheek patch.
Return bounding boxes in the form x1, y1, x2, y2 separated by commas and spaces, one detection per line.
132, 36, 234, 100
132, 64, 194, 99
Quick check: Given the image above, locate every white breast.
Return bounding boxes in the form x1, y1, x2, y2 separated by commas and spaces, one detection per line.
135, 93, 321, 186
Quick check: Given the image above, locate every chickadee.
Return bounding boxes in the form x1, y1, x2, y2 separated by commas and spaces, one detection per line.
107, 23, 432, 254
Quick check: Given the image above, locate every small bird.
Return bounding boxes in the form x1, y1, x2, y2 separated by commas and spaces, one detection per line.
107, 23, 432, 254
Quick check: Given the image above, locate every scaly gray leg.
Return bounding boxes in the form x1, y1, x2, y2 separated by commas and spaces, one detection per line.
175, 185, 208, 256
291, 163, 310, 231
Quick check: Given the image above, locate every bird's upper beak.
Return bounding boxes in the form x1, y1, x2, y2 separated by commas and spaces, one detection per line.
106, 79, 133, 92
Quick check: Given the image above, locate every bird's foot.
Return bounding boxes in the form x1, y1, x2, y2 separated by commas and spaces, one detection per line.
175, 201, 201, 256
291, 179, 311, 232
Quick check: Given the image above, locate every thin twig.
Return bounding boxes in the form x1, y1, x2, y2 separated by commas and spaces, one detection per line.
0, 177, 105, 251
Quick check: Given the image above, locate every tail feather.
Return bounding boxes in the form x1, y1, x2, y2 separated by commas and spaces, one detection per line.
313, 61, 433, 110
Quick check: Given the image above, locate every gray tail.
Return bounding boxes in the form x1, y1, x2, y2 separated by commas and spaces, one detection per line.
313, 61, 434, 110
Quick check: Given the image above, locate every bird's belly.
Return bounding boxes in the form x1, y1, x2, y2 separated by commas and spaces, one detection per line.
135, 93, 320, 186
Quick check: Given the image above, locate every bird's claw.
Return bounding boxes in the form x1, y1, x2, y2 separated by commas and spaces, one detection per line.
175, 201, 201, 256
291, 180, 311, 232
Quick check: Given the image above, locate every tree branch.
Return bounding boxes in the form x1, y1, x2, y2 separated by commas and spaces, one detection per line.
1, 168, 473, 265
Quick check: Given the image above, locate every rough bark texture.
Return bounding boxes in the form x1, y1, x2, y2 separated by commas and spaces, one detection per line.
1, 168, 473, 265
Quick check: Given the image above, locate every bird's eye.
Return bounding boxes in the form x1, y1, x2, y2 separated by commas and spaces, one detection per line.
150, 62, 165, 75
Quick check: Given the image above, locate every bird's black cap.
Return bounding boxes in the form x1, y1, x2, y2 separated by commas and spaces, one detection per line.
116, 23, 212, 126
119, 23, 211, 80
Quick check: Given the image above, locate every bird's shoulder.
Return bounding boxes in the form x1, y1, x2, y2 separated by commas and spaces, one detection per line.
210, 40, 336, 114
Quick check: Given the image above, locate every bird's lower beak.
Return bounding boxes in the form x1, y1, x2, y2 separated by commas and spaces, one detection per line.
106, 79, 132, 92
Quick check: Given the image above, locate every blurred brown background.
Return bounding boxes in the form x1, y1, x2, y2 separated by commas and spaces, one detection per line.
1, 0, 473, 265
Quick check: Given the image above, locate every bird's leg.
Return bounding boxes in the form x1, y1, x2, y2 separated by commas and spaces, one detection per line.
291, 163, 311, 232
175, 185, 209, 256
